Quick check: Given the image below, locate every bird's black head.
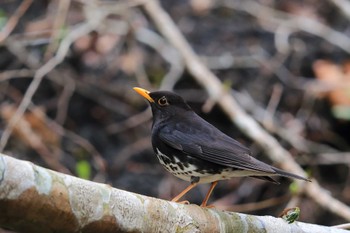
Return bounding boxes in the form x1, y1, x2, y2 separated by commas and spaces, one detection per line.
133, 87, 192, 123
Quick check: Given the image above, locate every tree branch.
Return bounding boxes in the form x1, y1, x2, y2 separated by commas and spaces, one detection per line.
0, 154, 347, 233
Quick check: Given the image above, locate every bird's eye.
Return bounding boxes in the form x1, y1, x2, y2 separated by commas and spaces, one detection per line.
158, 96, 169, 106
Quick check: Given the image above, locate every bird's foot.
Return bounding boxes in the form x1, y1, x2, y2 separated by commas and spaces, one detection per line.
173, 200, 190, 205
200, 203, 215, 208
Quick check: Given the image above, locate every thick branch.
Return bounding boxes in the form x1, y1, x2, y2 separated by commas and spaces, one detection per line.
0, 154, 346, 233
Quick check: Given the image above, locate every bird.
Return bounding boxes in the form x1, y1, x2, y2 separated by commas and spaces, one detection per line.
133, 87, 310, 207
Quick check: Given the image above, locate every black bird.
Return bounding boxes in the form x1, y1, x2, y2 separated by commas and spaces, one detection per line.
133, 87, 310, 207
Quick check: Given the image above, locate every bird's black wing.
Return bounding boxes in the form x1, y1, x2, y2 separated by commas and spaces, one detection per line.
158, 116, 276, 174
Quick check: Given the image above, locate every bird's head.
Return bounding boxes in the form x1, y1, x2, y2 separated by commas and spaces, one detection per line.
133, 87, 192, 122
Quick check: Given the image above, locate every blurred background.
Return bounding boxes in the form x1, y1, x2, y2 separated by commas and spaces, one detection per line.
0, 0, 349, 228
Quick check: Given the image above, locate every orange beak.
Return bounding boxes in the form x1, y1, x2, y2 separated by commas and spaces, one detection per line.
133, 87, 154, 103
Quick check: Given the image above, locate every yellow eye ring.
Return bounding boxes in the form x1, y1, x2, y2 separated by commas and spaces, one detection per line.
158, 96, 169, 106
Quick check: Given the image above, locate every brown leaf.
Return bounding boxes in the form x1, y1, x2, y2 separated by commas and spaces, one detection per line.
313, 60, 350, 106
0, 104, 60, 150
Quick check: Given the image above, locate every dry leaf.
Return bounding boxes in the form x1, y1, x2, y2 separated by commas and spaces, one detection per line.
95, 34, 119, 54
0, 104, 69, 172
119, 49, 143, 75
313, 60, 350, 106
0, 104, 60, 150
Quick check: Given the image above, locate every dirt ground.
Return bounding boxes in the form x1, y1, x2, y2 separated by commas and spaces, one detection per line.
0, 0, 350, 229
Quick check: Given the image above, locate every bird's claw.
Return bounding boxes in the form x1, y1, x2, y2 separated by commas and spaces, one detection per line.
200, 204, 215, 208
171, 200, 191, 205
176, 200, 190, 205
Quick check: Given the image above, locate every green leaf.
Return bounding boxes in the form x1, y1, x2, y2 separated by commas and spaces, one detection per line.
222, 79, 233, 90
289, 181, 299, 195
331, 105, 350, 120
76, 160, 91, 180
0, 9, 7, 30
281, 207, 300, 224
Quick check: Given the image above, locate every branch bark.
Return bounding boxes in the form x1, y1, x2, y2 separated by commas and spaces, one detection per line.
0, 154, 347, 233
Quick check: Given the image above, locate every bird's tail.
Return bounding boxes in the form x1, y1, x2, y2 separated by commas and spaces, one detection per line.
272, 167, 311, 182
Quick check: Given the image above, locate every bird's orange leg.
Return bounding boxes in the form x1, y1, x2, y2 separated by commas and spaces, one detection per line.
200, 181, 218, 207
171, 182, 198, 204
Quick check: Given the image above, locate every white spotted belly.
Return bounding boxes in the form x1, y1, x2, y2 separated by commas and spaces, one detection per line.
155, 148, 268, 184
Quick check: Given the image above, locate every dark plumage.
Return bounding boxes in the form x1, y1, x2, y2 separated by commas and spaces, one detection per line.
133, 87, 310, 207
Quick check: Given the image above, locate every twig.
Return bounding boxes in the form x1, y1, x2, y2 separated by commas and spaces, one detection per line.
134, 27, 184, 90
315, 152, 350, 165
5, 38, 136, 118
222, 0, 350, 54
44, 0, 71, 60
234, 90, 309, 152
0, 0, 33, 43
263, 84, 283, 128
74, 79, 136, 116
328, 0, 350, 20
55, 73, 76, 124
200, 53, 262, 70
111, 136, 152, 173
142, 0, 350, 221
0, 6, 107, 152
0, 104, 70, 174
332, 223, 350, 230
28, 100, 107, 176
53, 123, 107, 177
107, 107, 151, 134
0, 69, 36, 82
0, 1, 145, 151
233, 90, 343, 155
217, 194, 291, 213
